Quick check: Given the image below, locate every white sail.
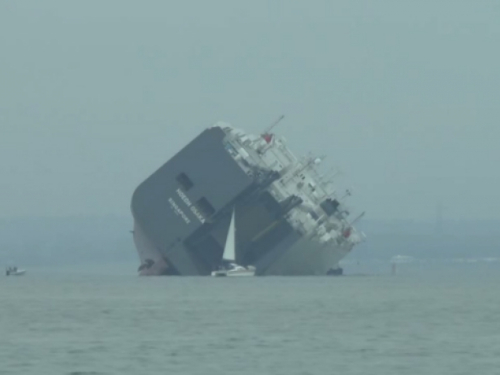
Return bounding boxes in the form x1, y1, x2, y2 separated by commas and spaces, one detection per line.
223, 209, 236, 262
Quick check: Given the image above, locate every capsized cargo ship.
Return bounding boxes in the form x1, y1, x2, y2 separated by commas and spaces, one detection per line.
131, 119, 365, 276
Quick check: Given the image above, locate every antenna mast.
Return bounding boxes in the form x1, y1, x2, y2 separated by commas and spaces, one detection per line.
263, 115, 285, 134
350, 211, 365, 226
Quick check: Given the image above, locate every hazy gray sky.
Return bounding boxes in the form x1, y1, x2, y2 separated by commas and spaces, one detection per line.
1, 0, 499, 221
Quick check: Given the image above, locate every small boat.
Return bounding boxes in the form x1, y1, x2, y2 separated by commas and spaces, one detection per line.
212, 264, 256, 277
211, 208, 255, 277
6, 267, 26, 276
211, 269, 228, 277
227, 265, 255, 277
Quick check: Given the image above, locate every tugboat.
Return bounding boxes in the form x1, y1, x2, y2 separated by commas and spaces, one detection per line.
326, 267, 343, 276
6, 266, 26, 276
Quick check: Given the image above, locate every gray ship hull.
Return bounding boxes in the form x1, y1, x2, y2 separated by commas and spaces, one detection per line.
131, 124, 362, 276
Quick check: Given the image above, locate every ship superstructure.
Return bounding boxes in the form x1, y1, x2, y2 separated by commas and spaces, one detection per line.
131, 120, 365, 276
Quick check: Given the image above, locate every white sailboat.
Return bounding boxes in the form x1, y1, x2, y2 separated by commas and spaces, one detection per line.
211, 208, 255, 277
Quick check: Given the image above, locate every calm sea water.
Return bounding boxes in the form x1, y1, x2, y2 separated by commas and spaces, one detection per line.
1, 264, 499, 375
